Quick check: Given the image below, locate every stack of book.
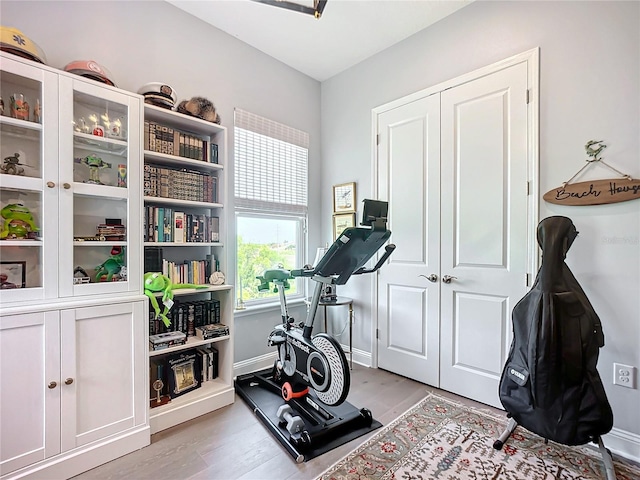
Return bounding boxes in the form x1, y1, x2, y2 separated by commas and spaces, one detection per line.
195, 323, 229, 340
149, 331, 187, 351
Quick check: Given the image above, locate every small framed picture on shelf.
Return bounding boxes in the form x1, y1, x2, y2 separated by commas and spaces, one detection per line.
333, 182, 356, 213
333, 213, 356, 241
0, 261, 26, 289
167, 350, 201, 398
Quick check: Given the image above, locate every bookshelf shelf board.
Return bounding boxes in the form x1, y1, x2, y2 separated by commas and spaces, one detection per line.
0, 175, 42, 192
150, 285, 232, 297
144, 150, 223, 171
149, 334, 230, 357
73, 131, 128, 155
143, 196, 222, 208
144, 103, 226, 136
0, 115, 43, 132
0, 239, 42, 247
74, 182, 128, 200
144, 241, 223, 247
74, 241, 127, 247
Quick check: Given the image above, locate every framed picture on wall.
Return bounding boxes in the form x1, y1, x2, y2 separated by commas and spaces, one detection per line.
333, 213, 356, 241
0, 261, 26, 289
333, 182, 356, 213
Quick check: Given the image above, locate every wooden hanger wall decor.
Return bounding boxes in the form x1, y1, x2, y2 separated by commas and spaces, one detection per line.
543, 140, 640, 206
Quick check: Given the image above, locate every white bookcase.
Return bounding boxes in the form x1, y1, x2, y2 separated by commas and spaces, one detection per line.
142, 103, 234, 434
0, 52, 148, 480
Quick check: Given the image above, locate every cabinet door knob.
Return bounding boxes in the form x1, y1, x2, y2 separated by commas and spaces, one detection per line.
48, 381, 57, 389
65, 378, 74, 385
63, 183, 71, 189
47, 181, 55, 188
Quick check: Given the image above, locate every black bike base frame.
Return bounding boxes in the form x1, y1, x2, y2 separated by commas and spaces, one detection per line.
235, 368, 382, 463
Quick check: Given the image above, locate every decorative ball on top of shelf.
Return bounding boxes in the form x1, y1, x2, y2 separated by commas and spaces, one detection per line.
176, 96, 221, 124
209, 271, 225, 285
137, 82, 177, 110
0, 26, 47, 64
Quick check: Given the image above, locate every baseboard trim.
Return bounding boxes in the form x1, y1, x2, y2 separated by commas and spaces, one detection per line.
348, 346, 371, 368
2, 426, 149, 480
234, 352, 278, 377
234, 348, 373, 378
603, 427, 640, 464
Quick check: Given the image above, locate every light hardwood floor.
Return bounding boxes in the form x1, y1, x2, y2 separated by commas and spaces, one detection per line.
73, 363, 638, 480
73, 364, 471, 480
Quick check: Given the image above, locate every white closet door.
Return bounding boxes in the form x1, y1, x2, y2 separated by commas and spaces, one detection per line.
439, 61, 529, 407
376, 93, 441, 386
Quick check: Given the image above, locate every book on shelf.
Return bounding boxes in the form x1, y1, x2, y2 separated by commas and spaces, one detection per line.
166, 350, 201, 399
173, 211, 185, 243
143, 163, 218, 202
149, 331, 187, 351
145, 120, 208, 161
144, 246, 163, 272
195, 347, 210, 382
149, 299, 221, 336
195, 323, 229, 340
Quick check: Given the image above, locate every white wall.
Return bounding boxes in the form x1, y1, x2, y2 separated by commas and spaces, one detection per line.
321, 0, 640, 443
0, 0, 321, 362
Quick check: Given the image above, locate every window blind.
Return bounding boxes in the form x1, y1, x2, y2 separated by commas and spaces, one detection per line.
234, 109, 309, 215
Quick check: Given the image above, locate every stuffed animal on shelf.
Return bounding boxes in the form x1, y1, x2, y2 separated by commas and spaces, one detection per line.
143, 272, 208, 327
176, 96, 221, 124
95, 246, 125, 282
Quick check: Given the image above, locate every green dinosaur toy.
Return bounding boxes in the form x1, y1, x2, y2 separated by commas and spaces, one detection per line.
144, 272, 207, 327
0, 203, 39, 239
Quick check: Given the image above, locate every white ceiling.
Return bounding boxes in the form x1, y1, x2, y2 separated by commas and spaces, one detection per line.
167, 0, 473, 81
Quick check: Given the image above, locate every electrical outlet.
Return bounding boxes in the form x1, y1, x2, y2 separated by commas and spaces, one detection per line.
613, 363, 637, 389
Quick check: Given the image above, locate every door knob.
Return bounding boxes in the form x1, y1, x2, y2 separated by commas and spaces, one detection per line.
419, 274, 438, 283
442, 275, 457, 284
48, 381, 57, 389
47, 181, 55, 188
65, 378, 74, 385
63, 183, 71, 189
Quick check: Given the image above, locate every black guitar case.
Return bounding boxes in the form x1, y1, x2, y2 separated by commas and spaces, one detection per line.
498, 216, 613, 446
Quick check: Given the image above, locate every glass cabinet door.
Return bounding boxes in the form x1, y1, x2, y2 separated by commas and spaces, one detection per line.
58, 76, 141, 298
0, 55, 58, 304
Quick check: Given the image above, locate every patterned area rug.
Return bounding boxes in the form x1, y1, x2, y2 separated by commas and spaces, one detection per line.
317, 393, 640, 480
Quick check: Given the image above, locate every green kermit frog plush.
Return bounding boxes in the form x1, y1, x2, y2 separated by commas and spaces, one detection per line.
144, 272, 207, 327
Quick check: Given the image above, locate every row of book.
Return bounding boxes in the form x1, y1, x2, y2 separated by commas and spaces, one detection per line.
144, 120, 219, 163
161, 259, 210, 286
144, 206, 220, 243
149, 298, 221, 336
149, 347, 219, 406
144, 164, 218, 203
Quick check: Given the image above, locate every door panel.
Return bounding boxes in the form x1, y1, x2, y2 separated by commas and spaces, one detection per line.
440, 62, 529, 407
376, 59, 532, 408
377, 94, 440, 386
0, 311, 60, 475
60, 303, 138, 451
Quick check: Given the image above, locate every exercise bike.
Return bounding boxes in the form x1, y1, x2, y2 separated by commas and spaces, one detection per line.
236, 199, 395, 460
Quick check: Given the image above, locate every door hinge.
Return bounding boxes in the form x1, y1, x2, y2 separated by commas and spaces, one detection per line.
526, 273, 531, 287
526, 181, 531, 195
376, 328, 379, 339
526, 89, 530, 104
376, 134, 380, 145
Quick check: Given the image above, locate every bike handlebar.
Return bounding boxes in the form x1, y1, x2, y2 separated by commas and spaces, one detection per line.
290, 243, 396, 278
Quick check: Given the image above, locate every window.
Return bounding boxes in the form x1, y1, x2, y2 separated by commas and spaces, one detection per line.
234, 109, 308, 306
